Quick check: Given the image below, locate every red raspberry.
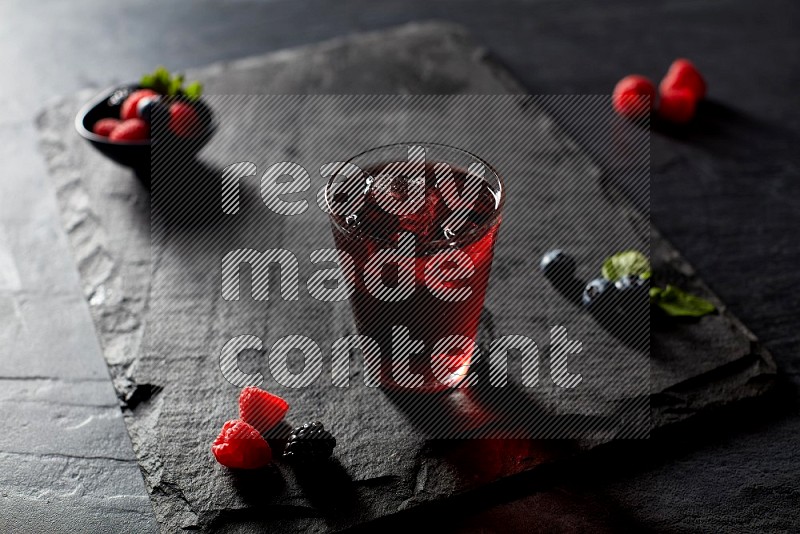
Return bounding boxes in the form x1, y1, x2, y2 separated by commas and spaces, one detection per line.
211, 419, 272, 469
168, 101, 200, 138
120, 89, 159, 120
92, 118, 121, 137
239, 386, 289, 434
658, 88, 697, 124
612, 75, 656, 119
108, 118, 149, 142
660, 58, 706, 101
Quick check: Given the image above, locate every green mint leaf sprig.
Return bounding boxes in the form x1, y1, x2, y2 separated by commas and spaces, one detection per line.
650, 285, 716, 317
601, 250, 652, 282
139, 66, 172, 94
600, 249, 715, 318
140, 66, 203, 100
183, 81, 203, 100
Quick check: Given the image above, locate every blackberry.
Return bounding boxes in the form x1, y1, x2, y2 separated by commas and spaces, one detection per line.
283, 421, 336, 462
539, 249, 576, 280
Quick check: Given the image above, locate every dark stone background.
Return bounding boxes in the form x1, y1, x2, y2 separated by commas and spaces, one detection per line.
1, 0, 798, 532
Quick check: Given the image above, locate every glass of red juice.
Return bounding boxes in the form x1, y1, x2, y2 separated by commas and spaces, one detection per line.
325, 143, 504, 392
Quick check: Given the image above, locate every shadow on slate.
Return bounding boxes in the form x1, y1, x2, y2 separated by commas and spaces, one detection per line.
544, 271, 649, 353
151, 158, 228, 232
35, 22, 778, 533
149, 108, 228, 233
653, 99, 796, 150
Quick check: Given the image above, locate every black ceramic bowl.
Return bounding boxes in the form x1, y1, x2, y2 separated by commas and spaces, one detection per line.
75, 83, 215, 186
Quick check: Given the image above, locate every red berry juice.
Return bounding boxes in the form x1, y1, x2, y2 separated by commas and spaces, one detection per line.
326, 145, 504, 391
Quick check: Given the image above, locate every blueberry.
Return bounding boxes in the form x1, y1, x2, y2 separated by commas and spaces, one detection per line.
540, 249, 576, 280
582, 278, 613, 307
137, 95, 162, 122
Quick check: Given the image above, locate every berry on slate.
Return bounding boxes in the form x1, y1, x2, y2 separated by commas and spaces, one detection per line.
168, 101, 200, 138
582, 278, 613, 308
283, 421, 336, 463
612, 75, 656, 119
120, 89, 159, 120
658, 88, 697, 124
238, 386, 289, 435
92, 118, 121, 137
136, 95, 161, 122
211, 419, 272, 469
540, 249, 576, 280
659, 58, 706, 101
109, 118, 149, 142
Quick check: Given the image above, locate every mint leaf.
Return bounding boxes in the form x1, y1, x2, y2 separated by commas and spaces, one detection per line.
153, 66, 171, 87
601, 250, 651, 282
138, 66, 202, 100
183, 81, 203, 100
650, 285, 716, 317
140, 66, 171, 93
140, 73, 156, 89
167, 74, 184, 96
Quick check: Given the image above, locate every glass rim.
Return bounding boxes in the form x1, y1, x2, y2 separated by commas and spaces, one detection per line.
324, 142, 505, 248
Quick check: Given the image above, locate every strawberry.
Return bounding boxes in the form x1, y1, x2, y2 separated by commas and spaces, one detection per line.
211, 419, 272, 469
658, 88, 697, 124
660, 59, 706, 101
168, 101, 200, 138
238, 386, 289, 435
92, 118, 121, 137
109, 118, 149, 142
120, 89, 159, 120
612, 75, 656, 119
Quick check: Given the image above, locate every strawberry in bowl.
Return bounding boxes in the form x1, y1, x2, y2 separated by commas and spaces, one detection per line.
75, 67, 214, 186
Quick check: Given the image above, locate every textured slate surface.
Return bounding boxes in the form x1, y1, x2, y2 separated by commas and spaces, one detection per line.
35, 22, 777, 532
0, 102, 157, 533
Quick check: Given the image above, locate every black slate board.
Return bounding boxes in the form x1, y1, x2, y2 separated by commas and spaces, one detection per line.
36, 22, 777, 532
